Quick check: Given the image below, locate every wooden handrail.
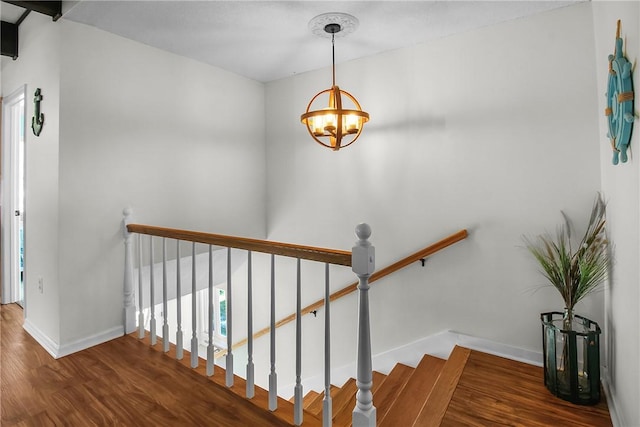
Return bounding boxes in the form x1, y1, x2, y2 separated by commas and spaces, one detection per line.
220, 229, 468, 356
127, 223, 352, 267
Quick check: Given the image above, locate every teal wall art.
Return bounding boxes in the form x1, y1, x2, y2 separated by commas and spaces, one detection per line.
605, 20, 635, 165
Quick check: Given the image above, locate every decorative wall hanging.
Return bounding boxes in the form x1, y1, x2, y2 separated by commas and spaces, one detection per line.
605, 20, 635, 165
31, 88, 44, 136
300, 13, 369, 151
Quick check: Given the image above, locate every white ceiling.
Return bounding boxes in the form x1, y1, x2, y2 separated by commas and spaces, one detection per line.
1, 2, 27, 22
6, 1, 582, 82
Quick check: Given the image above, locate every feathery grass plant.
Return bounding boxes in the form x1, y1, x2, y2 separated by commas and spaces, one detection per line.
524, 194, 609, 324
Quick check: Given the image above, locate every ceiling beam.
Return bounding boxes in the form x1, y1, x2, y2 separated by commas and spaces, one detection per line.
1, 1, 62, 59
1, 20, 18, 59
2, 1, 62, 21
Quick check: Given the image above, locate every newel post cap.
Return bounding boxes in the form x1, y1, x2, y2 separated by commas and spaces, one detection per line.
352, 223, 375, 275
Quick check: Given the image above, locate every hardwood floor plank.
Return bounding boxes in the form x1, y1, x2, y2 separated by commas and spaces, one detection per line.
132, 333, 323, 426
440, 349, 612, 427
48, 380, 124, 425
0, 303, 290, 426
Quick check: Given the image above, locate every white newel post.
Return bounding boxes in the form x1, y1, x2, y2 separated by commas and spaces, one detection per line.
122, 208, 137, 334
352, 223, 376, 427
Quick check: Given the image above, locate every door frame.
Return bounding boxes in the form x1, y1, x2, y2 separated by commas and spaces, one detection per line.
1, 85, 27, 306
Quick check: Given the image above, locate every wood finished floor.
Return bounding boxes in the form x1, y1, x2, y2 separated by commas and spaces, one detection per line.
0, 303, 289, 426
1, 301, 614, 427
441, 349, 613, 427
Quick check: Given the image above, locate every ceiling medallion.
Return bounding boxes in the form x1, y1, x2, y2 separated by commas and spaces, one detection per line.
308, 12, 359, 38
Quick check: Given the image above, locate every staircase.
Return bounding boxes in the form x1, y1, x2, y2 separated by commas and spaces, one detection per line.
124, 221, 474, 426
293, 349, 458, 427
137, 335, 613, 426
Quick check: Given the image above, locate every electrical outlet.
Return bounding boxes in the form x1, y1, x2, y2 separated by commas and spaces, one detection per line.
38, 277, 44, 294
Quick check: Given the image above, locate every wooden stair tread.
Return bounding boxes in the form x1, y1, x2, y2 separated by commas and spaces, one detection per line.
412, 345, 470, 427
379, 354, 446, 426
306, 384, 340, 416
330, 378, 358, 419
332, 371, 386, 427
371, 371, 387, 394
369, 363, 415, 423
299, 390, 321, 409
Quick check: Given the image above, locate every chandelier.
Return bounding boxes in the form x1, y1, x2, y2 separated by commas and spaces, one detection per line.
301, 13, 369, 151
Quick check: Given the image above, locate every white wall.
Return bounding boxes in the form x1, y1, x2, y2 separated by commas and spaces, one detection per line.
55, 21, 267, 346
3, 16, 267, 352
5, 3, 636, 422
592, 3, 640, 426
264, 2, 604, 384
1, 13, 62, 346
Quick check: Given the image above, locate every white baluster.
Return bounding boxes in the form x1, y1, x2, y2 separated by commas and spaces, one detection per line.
294, 258, 303, 426
268, 254, 278, 411
191, 242, 199, 368
137, 234, 144, 339
323, 263, 332, 427
207, 245, 215, 376
225, 247, 234, 387
352, 224, 376, 427
162, 238, 169, 353
176, 240, 183, 360
122, 208, 136, 334
149, 236, 157, 346
246, 250, 254, 399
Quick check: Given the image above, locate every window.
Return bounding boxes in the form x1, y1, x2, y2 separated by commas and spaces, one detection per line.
199, 286, 227, 349
217, 288, 227, 338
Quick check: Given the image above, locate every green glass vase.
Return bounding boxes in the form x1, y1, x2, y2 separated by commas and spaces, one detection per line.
541, 311, 601, 405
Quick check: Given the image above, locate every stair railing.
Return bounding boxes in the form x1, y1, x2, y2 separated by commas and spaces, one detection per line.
122, 209, 376, 427
220, 228, 469, 357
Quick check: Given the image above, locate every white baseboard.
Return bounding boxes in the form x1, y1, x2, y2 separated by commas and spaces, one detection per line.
601, 367, 624, 427
281, 330, 544, 398
23, 319, 124, 359
449, 330, 543, 367
23, 319, 60, 359
57, 326, 124, 358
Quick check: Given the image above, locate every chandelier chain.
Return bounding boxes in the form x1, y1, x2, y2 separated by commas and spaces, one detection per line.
331, 33, 336, 87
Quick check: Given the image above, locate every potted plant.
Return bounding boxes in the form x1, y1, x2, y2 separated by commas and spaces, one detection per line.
524, 194, 610, 405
